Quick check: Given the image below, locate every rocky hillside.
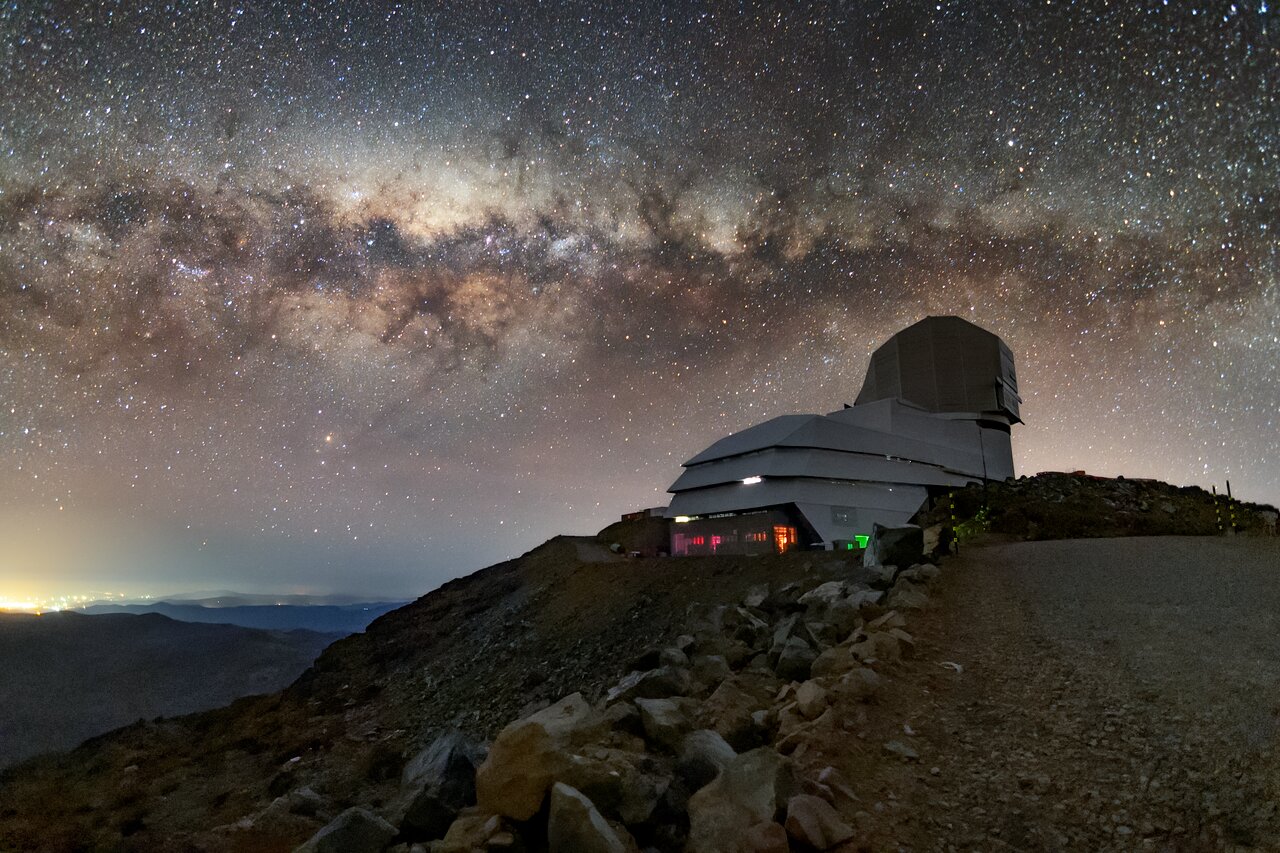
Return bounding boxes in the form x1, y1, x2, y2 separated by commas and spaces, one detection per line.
0, 538, 850, 852
0, 474, 1273, 852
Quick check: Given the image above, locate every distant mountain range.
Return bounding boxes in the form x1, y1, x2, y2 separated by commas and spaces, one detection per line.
0, 611, 341, 769
76, 600, 408, 634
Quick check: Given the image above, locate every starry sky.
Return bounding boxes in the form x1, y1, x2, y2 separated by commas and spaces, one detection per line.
1, 1, 1275, 602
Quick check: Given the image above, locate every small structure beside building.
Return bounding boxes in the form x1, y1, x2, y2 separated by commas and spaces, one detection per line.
665, 316, 1022, 556
620, 506, 669, 522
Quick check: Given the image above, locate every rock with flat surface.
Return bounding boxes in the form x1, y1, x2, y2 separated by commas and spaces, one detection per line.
547, 783, 627, 853
795, 681, 829, 720
700, 678, 766, 751
784, 793, 855, 849
686, 747, 793, 853
690, 654, 733, 691
798, 581, 847, 609
811, 645, 857, 679
863, 523, 924, 569
605, 666, 692, 703
677, 729, 737, 790
475, 693, 594, 820
635, 696, 695, 752
434, 810, 509, 853
294, 807, 396, 853
398, 729, 484, 840
743, 584, 769, 608
559, 747, 668, 826
834, 667, 882, 702
886, 583, 929, 610
774, 636, 817, 681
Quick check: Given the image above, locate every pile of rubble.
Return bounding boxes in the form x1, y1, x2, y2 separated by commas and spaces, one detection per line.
290, 531, 942, 852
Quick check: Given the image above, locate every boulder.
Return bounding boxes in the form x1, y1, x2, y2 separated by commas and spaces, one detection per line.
885, 584, 929, 610
727, 606, 771, 648
846, 587, 883, 609
867, 563, 899, 590
286, 786, 325, 817
810, 645, 857, 679
803, 620, 838, 649
659, 646, 690, 668
774, 636, 817, 681
741, 821, 790, 852
560, 748, 668, 826
677, 729, 737, 791
784, 794, 855, 849
434, 810, 510, 853
635, 697, 696, 752
885, 627, 916, 657
699, 673, 778, 751
833, 667, 882, 702
605, 666, 692, 703
794, 681, 829, 720
863, 523, 924, 569
822, 598, 863, 638
690, 654, 733, 691
849, 631, 901, 664
742, 584, 769, 608
686, 748, 794, 853
475, 693, 594, 821
547, 783, 627, 853
598, 700, 644, 740
700, 679, 761, 750
294, 807, 397, 853
797, 581, 847, 609
398, 729, 484, 840
760, 582, 804, 613
768, 614, 800, 660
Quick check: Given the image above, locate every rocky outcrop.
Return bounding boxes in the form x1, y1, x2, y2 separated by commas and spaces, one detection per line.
294, 807, 397, 853
281, 544, 955, 852
474, 692, 596, 820
401, 555, 950, 850
548, 782, 630, 853
395, 729, 485, 840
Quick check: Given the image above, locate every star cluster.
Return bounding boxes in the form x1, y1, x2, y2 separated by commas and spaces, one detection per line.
1, 1, 1275, 598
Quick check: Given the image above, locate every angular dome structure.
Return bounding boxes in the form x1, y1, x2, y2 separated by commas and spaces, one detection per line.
665, 316, 1021, 556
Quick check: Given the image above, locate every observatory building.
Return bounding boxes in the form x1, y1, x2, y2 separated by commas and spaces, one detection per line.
666, 316, 1021, 556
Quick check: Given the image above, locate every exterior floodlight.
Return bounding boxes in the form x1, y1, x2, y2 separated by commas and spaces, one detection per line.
673, 515, 692, 523
741, 476, 763, 485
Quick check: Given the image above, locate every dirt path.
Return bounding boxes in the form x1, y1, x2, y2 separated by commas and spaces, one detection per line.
818, 536, 1280, 852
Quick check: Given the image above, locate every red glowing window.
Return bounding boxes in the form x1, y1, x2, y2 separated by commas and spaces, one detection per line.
691, 536, 705, 546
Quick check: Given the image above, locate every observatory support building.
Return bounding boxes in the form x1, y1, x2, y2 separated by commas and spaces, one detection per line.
665, 316, 1022, 555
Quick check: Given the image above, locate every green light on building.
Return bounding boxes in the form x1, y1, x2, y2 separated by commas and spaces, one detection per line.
855, 535, 869, 548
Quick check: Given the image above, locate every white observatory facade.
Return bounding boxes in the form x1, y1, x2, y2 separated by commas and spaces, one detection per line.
665, 316, 1021, 555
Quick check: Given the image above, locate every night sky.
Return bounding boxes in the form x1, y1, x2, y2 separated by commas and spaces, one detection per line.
1, 1, 1275, 603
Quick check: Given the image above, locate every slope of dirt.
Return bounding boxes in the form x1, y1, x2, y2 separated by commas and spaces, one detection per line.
0, 537, 842, 852
802, 535, 1280, 851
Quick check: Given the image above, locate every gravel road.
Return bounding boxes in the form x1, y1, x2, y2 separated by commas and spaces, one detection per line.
824, 536, 1280, 852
